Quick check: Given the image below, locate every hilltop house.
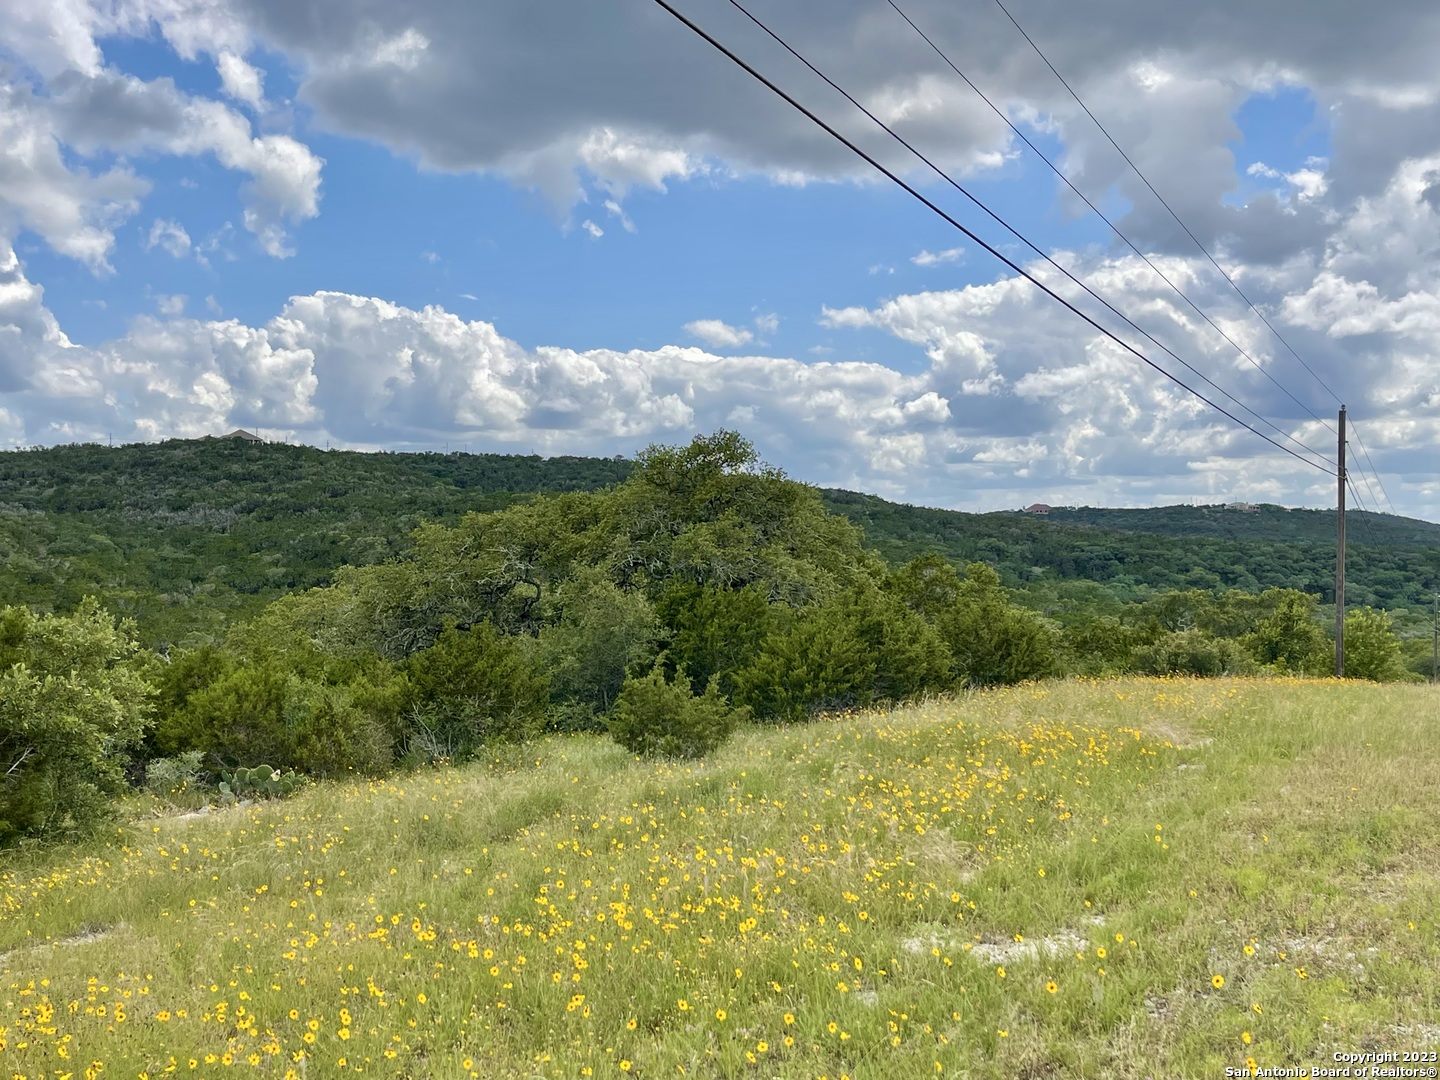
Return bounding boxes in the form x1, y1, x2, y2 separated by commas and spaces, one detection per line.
1023, 503, 1052, 516
204, 429, 264, 443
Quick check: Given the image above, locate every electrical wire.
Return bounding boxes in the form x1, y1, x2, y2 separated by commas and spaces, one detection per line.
714, 0, 1330, 472
990, 0, 1410, 512
883, 0, 1338, 443
1345, 473, 1369, 516
1347, 421, 1395, 515
991, 0, 1344, 404
1348, 440, 1381, 515
647, 0, 1336, 474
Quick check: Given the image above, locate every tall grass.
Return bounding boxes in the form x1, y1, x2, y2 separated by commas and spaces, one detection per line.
0, 677, 1435, 1078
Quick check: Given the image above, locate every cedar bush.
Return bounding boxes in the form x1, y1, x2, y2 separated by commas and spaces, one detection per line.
1132, 628, 1255, 677
934, 563, 1057, 686
402, 622, 549, 760
152, 650, 403, 777
735, 608, 876, 723
608, 668, 747, 759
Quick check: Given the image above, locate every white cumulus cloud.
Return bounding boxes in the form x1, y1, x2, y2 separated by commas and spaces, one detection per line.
145, 219, 192, 258
0, 54, 322, 268
684, 319, 753, 349
911, 247, 965, 267
217, 52, 265, 109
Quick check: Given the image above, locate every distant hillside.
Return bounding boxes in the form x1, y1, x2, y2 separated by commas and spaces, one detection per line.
2, 439, 1437, 643
820, 491, 1440, 614
1036, 503, 1440, 548
0, 439, 631, 641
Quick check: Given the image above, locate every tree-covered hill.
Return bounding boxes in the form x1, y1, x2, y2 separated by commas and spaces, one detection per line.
0, 439, 631, 641
1032, 502, 1440, 548
819, 491, 1440, 613
3, 438, 1438, 644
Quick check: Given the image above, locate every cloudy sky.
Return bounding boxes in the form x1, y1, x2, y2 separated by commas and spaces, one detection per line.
2, 0, 1439, 516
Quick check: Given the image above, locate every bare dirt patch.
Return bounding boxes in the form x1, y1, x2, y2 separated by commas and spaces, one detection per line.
903, 925, 1090, 965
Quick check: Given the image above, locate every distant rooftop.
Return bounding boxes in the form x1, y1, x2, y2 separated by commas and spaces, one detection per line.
204, 429, 264, 443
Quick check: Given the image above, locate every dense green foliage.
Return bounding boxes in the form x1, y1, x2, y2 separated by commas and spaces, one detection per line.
0, 431, 1427, 845
35, 432, 1075, 786
1, 439, 630, 644
607, 668, 745, 759
150, 645, 403, 777
823, 491, 1440, 613
929, 562, 1058, 686
0, 600, 152, 843
1342, 608, 1406, 682
1032, 502, 1440, 547
403, 623, 550, 759
5, 440, 1440, 654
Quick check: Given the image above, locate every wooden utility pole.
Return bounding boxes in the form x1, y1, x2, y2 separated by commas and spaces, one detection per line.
1335, 405, 1346, 677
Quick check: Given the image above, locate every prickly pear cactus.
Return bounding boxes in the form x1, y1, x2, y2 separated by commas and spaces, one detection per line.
219, 764, 304, 801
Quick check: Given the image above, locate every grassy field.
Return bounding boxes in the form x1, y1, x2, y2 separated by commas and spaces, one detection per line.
0, 677, 1436, 1079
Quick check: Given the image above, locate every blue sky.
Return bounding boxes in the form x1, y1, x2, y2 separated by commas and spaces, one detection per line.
28, 24, 1326, 359
0, 0, 1435, 516
33, 62, 1131, 363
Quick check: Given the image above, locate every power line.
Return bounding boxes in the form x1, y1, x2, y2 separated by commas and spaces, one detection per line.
991, 0, 1395, 509
716, 0, 1336, 473
991, 0, 1341, 405
1348, 436, 1381, 515
649, 0, 1336, 476
883, 0, 1338, 441
1347, 420, 1395, 515
1345, 473, 1369, 517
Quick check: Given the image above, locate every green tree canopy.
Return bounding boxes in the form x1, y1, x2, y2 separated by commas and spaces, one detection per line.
1343, 608, 1406, 682
0, 599, 152, 842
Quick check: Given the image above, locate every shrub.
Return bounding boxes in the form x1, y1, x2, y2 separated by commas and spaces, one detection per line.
155, 660, 291, 766
1060, 616, 1139, 675
1246, 589, 1330, 674
154, 654, 403, 777
935, 564, 1057, 686
732, 588, 951, 722
735, 607, 875, 723
844, 586, 953, 702
1132, 628, 1255, 677
534, 569, 660, 715
0, 599, 153, 844
284, 674, 401, 776
1343, 608, 1405, 682
147, 645, 233, 759
544, 701, 606, 735
609, 667, 747, 759
657, 582, 773, 697
886, 554, 963, 619
402, 622, 549, 760
144, 751, 206, 799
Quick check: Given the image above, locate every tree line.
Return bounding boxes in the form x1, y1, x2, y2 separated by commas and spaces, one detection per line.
5, 438, 1440, 653
0, 432, 1413, 847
